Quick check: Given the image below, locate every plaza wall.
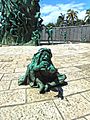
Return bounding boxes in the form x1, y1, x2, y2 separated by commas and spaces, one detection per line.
41, 25, 90, 43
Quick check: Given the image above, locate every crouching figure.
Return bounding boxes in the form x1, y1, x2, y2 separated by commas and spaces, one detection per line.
18, 48, 67, 94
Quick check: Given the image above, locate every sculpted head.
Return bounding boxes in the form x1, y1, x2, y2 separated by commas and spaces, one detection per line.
39, 48, 52, 61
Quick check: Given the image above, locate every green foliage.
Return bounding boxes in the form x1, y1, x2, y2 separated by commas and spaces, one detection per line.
75, 19, 85, 26
56, 13, 65, 27
66, 9, 78, 26
84, 9, 90, 24
46, 8, 90, 27
46, 23, 55, 27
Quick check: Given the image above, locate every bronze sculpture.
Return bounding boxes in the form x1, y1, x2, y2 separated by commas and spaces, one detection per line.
18, 48, 67, 95
45, 26, 53, 45
0, 0, 42, 45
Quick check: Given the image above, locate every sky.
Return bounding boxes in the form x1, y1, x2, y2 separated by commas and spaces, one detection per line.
40, 0, 90, 25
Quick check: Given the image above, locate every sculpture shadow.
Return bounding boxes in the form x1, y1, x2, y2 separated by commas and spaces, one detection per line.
49, 81, 68, 99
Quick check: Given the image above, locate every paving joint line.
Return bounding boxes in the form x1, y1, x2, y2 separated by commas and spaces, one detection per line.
71, 113, 90, 120
53, 100, 65, 120
0, 98, 54, 109
67, 77, 89, 82
65, 89, 90, 97
80, 94, 90, 103
0, 73, 4, 81
0, 87, 28, 92
8, 80, 12, 90
25, 89, 27, 104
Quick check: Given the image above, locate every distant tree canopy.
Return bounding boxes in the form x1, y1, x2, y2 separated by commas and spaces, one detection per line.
56, 13, 65, 27
46, 23, 55, 28
84, 9, 90, 24
66, 9, 78, 26
46, 9, 90, 27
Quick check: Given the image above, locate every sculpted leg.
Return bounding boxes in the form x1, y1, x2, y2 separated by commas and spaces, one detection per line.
48, 72, 67, 88
57, 73, 67, 83
36, 78, 45, 93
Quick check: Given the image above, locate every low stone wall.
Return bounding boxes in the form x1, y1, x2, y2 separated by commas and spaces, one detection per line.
41, 25, 90, 43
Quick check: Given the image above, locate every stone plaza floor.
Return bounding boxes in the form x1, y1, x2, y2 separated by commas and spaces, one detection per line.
0, 43, 90, 120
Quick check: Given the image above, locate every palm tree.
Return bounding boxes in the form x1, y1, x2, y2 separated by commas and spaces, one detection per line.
84, 9, 90, 24
75, 19, 85, 26
56, 13, 65, 27
46, 23, 55, 27
66, 9, 78, 26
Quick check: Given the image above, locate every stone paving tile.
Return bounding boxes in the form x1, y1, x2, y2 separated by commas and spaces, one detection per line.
81, 91, 90, 102
13, 62, 28, 68
85, 115, 90, 120
54, 61, 74, 68
75, 118, 86, 120
0, 74, 3, 80
0, 44, 90, 120
0, 56, 14, 62
65, 71, 88, 81
76, 60, 90, 66
58, 67, 81, 74
85, 77, 90, 82
26, 88, 58, 103
0, 89, 26, 107
10, 80, 30, 90
53, 94, 90, 120
26, 79, 90, 102
53, 61, 63, 68
0, 100, 63, 120
1, 75, 13, 81
0, 80, 11, 91
0, 62, 12, 70
68, 57, 90, 66
2, 62, 14, 68
0, 63, 3, 68
82, 70, 90, 78
14, 67, 26, 73
76, 64, 90, 71
63, 79, 90, 96
1, 73, 22, 81
0, 68, 14, 74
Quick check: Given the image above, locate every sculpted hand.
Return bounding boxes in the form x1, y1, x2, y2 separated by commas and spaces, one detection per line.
48, 64, 57, 73
39, 61, 49, 69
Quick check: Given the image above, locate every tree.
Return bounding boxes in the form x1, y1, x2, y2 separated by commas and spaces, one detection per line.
56, 13, 65, 27
46, 23, 55, 28
84, 9, 90, 24
75, 19, 85, 26
66, 9, 78, 26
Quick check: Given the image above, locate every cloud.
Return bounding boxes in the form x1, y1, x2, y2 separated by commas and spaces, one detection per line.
77, 10, 86, 20
40, 2, 86, 25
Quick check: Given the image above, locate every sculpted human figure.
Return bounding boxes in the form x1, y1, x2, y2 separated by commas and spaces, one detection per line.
46, 26, 53, 45
0, 0, 42, 45
18, 48, 67, 94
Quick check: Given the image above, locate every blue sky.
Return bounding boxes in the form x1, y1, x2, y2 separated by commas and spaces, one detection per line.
40, 0, 90, 25
40, 0, 90, 8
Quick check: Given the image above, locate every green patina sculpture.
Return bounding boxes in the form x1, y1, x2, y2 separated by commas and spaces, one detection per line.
63, 30, 67, 43
31, 30, 40, 46
18, 48, 67, 94
45, 26, 53, 45
0, 0, 43, 45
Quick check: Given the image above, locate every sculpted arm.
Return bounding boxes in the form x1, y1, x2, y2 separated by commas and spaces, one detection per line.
33, 61, 48, 71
